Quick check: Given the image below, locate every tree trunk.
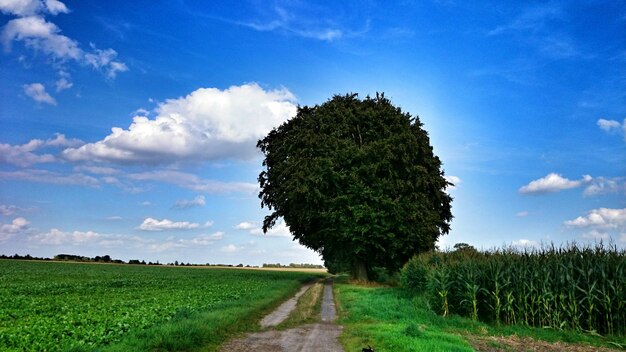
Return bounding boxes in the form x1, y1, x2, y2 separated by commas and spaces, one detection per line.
352, 259, 368, 281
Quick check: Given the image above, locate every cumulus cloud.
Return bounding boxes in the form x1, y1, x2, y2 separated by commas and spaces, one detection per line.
139, 217, 201, 231
23, 83, 56, 105
0, 0, 68, 16
173, 195, 206, 209
234, 220, 291, 237
0, 217, 30, 242
1, 0, 127, 80
519, 173, 591, 194
564, 208, 626, 230
0, 139, 54, 166
45, 133, 83, 147
0, 134, 82, 166
62, 84, 297, 164
565, 208, 626, 244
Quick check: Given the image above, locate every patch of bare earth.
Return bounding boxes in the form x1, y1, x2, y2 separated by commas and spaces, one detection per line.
469, 335, 620, 352
220, 279, 344, 352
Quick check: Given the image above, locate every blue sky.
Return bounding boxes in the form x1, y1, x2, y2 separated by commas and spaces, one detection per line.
1, 0, 624, 265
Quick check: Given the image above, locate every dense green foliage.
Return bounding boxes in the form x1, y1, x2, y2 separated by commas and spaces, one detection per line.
0, 260, 321, 351
400, 244, 626, 336
258, 93, 452, 279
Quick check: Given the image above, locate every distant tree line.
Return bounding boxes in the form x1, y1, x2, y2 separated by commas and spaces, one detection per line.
0, 253, 268, 268
262, 263, 325, 269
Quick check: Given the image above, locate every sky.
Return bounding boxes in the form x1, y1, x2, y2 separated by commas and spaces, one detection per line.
0, 0, 625, 265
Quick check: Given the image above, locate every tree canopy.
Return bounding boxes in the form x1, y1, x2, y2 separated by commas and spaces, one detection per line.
257, 93, 453, 280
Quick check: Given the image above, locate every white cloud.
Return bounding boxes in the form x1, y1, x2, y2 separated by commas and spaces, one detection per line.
1, 2, 127, 80
1, 205, 21, 216
0, 169, 99, 187
106, 216, 123, 221
597, 118, 626, 142
43, 0, 68, 15
2, 16, 81, 59
74, 165, 120, 175
62, 84, 297, 164
55, 77, 72, 91
249, 220, 291, 237
511, 238, 539, 247
564, 208, 626, 230
220, 244, 239, 253
0, 139, 54, 166
23, 82, 56, 105
583, 177, 626, 197
127, 170, 258, 194
0, 134, 82, 167
519, 173, 591, 194
0, 217, 30, 242
234, 221, 256, 230
138, 217, 200, 231
1, 216, 29, 233
26, 226, 224, 252
0, 0, 68, 16
181, 232, 224, 246
173, 195, 206, 209
45, 133, 83, 147
83, 44, 128, 79
581, 230, 609, 241
0, 0, 41, 16
0, 204, 34, 216
597, 118, 622, 132
516, 211, 529, 217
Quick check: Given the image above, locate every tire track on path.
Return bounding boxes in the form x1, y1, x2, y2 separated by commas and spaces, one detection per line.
220, 279, 343, 352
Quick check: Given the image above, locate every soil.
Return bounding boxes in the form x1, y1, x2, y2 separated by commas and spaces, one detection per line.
221, 279, 344, 352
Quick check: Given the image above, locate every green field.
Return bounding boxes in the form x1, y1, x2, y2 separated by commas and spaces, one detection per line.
0, 260, 323, 351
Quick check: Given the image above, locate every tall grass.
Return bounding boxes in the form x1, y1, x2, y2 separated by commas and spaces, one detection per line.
400, 244, 625, 336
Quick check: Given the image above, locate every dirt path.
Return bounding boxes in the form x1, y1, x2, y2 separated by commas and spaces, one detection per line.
260, 283, 313, 328
220, 279, 344, 352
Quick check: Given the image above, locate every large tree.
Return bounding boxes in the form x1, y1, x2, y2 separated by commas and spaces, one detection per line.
257, 94, 452, 280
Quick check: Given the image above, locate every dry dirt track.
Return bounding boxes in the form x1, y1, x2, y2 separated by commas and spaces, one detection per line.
220, 280, 344, 352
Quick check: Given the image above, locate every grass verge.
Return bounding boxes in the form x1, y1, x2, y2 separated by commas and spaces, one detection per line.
277, 282, 324, 329
335, 280, 625, 352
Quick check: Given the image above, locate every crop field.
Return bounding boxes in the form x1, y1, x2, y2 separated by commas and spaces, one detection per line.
0, 260, 322, 351
401, 244, 626, 337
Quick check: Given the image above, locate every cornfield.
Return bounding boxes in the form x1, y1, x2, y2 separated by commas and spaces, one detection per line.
401, 244, 625, 336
